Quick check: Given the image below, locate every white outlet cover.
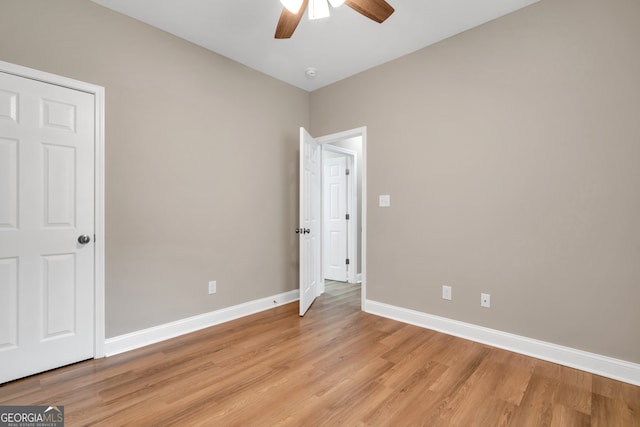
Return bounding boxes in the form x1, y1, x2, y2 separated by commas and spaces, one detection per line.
481, 293, 491, 308
208, 281, 217, 294
379, 195, 391, 207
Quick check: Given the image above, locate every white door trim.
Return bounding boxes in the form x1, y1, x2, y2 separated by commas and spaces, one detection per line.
316, 127, 367, 310
0, 60, 106, 358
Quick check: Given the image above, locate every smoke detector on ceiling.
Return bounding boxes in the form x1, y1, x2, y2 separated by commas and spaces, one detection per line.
305, 67, 318, 79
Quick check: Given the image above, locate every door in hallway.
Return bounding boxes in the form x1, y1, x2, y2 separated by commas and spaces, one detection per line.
323, 156, 348, 282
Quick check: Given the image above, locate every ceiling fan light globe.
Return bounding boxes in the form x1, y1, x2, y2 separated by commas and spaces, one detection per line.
328, 0, 345, 7
280, 0, 304, 14
309, 0, 330, 19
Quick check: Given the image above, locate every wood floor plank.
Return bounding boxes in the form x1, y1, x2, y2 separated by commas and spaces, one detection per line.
491, 351, 537, 406
1, 281, 638, 426
442, 357, 513, 425
550, 404, 591, 427
364, 372, 441, 425
376, 336, 448, 390
508, 364, 562, 427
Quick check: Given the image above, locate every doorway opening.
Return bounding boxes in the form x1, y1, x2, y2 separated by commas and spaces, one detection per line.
317, 128, 367, 309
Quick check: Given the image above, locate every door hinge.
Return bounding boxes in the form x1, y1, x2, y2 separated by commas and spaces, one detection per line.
346, 258, 350, 265
346, 213, 350, 220
346, 169, 350, 175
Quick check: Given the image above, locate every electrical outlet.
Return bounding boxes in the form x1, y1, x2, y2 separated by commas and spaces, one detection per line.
481, 293, 491, 308
208, 281, 217, 295
442, 285, 452, 301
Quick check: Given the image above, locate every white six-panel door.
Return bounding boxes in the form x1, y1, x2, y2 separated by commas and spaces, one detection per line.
0, 71, 95, 383
299, 128, 321, 316
323, 156, 348, 282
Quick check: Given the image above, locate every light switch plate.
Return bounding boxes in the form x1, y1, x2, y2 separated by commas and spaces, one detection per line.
442, 285, 452, 301
379, 195, 391, 207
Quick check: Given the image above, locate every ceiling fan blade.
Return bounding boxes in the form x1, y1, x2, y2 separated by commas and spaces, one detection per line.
275, 0, 309, 39
344, 0, 394, 23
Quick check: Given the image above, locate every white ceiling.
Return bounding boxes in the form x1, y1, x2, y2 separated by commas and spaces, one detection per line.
91, 0, 538, 92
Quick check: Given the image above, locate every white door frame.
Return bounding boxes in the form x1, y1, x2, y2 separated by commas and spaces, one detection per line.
316, 127, 367, 310
322, 145, 357, 284
0, 60, 106, 358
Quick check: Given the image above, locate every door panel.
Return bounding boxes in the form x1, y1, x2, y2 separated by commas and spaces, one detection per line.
0, 137, 18, 228
0, 89, 18, 122
299, 128, 321, 316
42, 98, 77, 132
43, 253, 77, 338
0, 71, 95, 384
43, 144, 77, 226
0, 257, 18, 349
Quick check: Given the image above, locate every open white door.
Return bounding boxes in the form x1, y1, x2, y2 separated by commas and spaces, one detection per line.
0, 70, 96, 383
299, 128, 321, 316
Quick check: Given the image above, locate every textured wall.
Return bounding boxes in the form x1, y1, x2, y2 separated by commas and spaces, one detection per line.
311, 0, 640, 362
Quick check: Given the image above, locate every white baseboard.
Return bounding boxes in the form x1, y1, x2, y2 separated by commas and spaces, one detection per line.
366, 299, 640, 386
104, 289, 299, 356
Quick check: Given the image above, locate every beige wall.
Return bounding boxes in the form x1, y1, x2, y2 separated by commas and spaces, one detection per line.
0, 0, 308, 337
311, 0, 640, 363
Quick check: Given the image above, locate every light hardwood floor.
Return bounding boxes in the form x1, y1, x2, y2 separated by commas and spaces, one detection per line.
1, 281, 638, 426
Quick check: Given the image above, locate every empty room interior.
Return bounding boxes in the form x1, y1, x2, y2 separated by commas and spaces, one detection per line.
1, 0, 639, 425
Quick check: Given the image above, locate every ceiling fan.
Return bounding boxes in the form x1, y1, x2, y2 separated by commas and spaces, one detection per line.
275, 0, 395, 39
